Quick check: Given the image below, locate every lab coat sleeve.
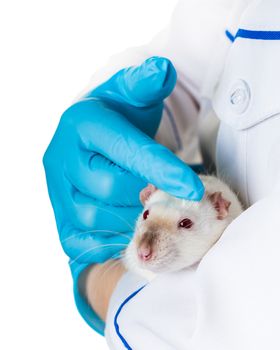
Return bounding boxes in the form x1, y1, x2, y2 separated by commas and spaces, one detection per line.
191, 190, 280, 350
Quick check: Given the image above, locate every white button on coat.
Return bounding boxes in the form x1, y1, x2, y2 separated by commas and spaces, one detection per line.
229, 79, 251, 114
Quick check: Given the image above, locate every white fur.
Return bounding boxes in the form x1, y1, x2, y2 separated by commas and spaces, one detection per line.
124, 175, 243, 280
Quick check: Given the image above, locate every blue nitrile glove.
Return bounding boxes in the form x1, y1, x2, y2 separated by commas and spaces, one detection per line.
43, 57, 204, 265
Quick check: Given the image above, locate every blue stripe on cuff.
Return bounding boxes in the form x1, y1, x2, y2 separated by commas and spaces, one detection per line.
225, 30, 235, 43
226, 28, 280, 42
236, 29, 280, 40
114, 285, 146, 350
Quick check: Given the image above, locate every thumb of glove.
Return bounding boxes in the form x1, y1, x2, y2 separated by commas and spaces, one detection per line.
88, 56, 177, 107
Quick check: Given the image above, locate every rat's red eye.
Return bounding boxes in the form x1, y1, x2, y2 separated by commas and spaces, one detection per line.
143, 209, 149, 220
178, 218, 193, 229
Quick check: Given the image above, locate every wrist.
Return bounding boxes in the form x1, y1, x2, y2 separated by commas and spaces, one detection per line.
84, 260, 126, 322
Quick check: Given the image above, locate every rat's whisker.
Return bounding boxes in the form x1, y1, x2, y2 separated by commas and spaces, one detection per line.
92, 205, 135, 231
61, 230, 132, 244
70, 243, 129, 265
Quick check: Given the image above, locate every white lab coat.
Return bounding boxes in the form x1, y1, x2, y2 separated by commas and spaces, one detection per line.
81, 0, 280, 348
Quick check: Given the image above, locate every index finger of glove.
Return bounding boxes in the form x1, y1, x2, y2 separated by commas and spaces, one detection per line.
69, 99, 204, 201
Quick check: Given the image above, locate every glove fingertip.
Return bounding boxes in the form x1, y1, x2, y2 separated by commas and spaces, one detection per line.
142, 149, 205, 201
122, 56, 177, 107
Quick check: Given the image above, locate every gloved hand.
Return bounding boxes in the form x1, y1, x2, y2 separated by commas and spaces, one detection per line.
43, 56, 204, 265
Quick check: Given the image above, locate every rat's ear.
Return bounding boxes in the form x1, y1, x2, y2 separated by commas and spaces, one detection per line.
139, 184, 157, 206
208, 191, 231, 220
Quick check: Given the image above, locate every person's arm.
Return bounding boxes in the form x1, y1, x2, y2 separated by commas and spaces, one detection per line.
46, 55, 203, 337
84, 261, 126, 322
43, 0, 244, 336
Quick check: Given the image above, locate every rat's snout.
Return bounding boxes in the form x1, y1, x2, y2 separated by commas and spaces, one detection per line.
138, 244, 152, 261
137, 231, 157, 262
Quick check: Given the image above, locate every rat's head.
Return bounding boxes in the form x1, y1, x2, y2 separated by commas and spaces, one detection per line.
125, 182, 233, 274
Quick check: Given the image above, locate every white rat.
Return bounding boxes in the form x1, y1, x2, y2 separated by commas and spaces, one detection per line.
124, 175, 243, 279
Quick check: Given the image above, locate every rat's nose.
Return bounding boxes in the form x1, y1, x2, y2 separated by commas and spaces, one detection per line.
138, 245, 152, 261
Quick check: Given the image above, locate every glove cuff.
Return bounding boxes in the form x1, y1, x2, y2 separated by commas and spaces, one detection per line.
69, 260, 105, 336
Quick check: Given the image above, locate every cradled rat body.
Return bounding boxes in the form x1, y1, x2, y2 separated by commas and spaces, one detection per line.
124, 175, 243, 279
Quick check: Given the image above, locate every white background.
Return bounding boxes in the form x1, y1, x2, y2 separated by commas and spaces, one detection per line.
0, 1, 177, 349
